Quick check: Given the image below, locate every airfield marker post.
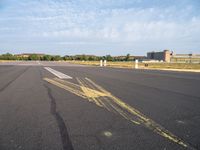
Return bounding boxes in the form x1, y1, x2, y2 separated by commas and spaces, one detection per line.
100, 60, 103, 67
135, 59, 138, 69
104, 60, 107, 67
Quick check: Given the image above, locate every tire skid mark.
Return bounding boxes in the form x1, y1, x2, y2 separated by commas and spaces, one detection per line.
0, 67, 30, 93
44, 84, 74, 150
44, 77, 196, 150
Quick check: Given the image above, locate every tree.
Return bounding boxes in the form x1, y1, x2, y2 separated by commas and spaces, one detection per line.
0, 53, 16, 60
28, 54, 40, 60
125, 53, 130, 61
88, 56, 95, 61
51, 55, 62, 61
105, 55, 113, 61
42, 55, 52, 61
81, 55, 86, 61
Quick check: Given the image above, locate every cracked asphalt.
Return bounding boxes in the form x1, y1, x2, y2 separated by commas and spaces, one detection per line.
0, 61, 200, 150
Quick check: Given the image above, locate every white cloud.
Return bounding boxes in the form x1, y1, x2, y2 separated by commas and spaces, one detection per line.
0, 0, 200, 55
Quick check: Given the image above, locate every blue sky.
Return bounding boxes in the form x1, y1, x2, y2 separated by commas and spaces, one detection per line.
0, 0, 200, 56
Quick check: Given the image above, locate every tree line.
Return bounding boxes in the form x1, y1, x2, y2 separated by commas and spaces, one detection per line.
0, 53, 134, 61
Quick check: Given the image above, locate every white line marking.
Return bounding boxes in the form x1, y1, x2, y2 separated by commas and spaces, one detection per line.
44, 67, 72, 79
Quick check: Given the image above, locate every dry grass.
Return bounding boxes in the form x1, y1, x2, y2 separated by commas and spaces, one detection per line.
67, 61, 100, 66
67, 61, 140, 68
0, 60, 14, 62
68, 61, 200, 70
145, 63, 200, 70
1, 60, 199, 70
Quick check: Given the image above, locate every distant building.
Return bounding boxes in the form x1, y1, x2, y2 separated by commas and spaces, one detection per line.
133, 56, 147, 61
147, 50, 171, 62
146, 50, 200, 63
171, 53, 200, 63
15, 53, 45, 58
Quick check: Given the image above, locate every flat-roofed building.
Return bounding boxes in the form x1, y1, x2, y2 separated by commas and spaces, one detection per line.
171, 54, 200, 63
147, 50, 171, 62
147, 50, 200, 63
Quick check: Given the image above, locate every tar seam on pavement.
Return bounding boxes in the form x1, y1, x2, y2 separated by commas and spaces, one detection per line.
44, 83, 74, 150
0, 67, 30, 93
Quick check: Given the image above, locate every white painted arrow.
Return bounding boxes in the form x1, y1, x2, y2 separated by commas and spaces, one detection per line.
44, 67, 72, 79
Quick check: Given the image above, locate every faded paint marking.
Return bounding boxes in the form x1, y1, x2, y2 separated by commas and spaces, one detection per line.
44, 77, 195, 149
44, 67, 72, 79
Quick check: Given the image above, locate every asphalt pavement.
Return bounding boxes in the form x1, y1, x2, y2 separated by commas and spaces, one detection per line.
0, 61, 200, 150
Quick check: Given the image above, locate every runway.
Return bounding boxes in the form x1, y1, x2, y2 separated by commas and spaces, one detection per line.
0, 61, 199, 150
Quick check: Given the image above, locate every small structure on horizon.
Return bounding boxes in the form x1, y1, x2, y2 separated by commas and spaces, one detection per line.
147, 50, 171, 62
15, 53, 45, 58
146, 50, 200, 63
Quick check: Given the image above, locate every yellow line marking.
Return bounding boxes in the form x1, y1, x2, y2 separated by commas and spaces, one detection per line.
44, 78, 86, 99
98, 98, 111, 111
44, 77, 192, 149
84, 78, 188, 148
107, 100, 140, 125
78, 78, 109, 109
78, 79, 106, 98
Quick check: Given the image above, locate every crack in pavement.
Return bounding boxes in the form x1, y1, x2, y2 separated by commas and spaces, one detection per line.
44, 83, 74, 150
